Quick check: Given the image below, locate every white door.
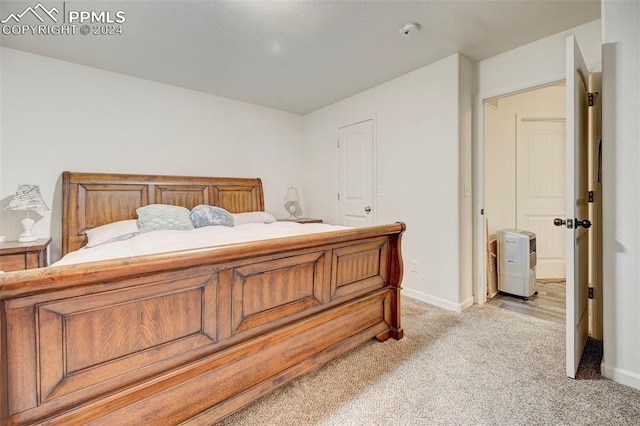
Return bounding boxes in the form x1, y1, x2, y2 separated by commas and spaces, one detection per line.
338, 120, 374, 227
562, 35, 590, 378
516, 115, 566, 279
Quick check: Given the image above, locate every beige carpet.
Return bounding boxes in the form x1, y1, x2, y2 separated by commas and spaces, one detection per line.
218, 296, 640, 425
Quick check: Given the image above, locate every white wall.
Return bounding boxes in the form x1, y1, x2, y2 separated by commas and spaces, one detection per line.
303, 53, 473, 311
458, 56, 474, 306
477, 20, 602, 97
601, 0, 640, 390
457, 56, 473, 309
0, 47, 303, 261
484, 85, 565, 236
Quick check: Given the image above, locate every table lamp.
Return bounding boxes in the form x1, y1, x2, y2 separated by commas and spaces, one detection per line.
4, 184, 49, 242
284, 186, 300, 219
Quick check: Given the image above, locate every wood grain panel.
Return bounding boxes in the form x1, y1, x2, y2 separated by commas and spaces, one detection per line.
64, 289, 202, 373
0, 254, 25, 272
242, 264, 315, 316
232, 253, 325, 333
331, 239, 389, 300
81, 184, 148, 228
65, 183, 149, 253
155, 185, 209, 209
336, 248, 380, 286
213, 186, 259, 213
35, 274, 217, 404
4, 305, 38, 415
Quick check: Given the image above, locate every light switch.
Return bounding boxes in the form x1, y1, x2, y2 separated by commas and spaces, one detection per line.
464, 184, 471, 198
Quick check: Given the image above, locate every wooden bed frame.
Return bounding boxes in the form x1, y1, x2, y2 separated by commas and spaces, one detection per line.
0, 172, 405, 425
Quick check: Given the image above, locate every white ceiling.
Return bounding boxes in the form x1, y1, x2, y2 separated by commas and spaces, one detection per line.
0, 1, 600, 114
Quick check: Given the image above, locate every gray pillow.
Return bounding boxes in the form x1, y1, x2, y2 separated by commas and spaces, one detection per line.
137, 204, 194, 233
190, 205, 233, 228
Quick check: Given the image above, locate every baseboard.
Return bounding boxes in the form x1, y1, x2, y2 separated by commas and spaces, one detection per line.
601, 362, 640, 391
458, 296, 475, 311
403, 288, 474, 313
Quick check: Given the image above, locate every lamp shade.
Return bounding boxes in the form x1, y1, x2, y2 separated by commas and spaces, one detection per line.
284, 187, 300, 203
4, 184, 49, 211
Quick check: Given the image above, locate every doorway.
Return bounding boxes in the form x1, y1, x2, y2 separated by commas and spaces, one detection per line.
483, 84, 567, 317
475, 37, 602, 380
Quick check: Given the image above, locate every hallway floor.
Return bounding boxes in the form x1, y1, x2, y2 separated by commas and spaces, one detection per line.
487, 279, 565, 324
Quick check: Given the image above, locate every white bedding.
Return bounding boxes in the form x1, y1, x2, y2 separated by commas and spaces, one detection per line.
53, 222, 349, 267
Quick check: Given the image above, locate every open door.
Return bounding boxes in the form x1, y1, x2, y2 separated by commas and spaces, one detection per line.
559, 35, 590, 378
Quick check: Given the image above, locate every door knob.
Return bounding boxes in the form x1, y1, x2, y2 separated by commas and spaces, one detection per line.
364, 206, 371, 214
553, 218, 566, 227
575, 219, 592, 229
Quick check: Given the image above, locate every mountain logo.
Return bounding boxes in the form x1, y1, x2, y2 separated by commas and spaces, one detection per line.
1, 3, 59, 24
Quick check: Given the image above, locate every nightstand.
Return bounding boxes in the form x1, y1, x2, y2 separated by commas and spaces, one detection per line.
0, 238, 52, 272
278, 218, 323, 224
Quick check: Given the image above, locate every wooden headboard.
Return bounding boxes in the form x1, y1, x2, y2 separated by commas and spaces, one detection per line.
62, 171, 264, 255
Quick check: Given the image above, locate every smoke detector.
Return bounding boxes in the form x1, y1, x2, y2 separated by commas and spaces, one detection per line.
399, 23, 421, 37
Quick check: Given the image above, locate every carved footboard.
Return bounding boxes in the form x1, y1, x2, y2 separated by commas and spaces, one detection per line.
0, 223, 404, 425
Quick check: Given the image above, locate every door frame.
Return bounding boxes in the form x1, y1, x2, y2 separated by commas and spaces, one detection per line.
337, 116, 377, 226
475, 75, 565, 305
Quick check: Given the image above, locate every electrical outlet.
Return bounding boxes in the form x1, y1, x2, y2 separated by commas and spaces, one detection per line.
411, 260, 418, 273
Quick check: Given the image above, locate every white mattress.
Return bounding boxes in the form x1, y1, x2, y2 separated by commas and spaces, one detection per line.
53, 222, 349, 267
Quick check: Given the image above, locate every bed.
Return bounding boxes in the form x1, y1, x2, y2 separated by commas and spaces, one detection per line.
0, 171, 405, 425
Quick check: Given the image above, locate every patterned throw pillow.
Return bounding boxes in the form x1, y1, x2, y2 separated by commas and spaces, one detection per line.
190, 205, 234, 228
137, 204, 194, 233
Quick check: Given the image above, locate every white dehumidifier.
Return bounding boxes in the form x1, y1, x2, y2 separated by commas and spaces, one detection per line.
497, 229, 537, 299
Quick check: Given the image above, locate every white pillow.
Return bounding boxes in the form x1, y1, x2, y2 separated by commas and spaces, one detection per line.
85, 219, 139, 248
231, 212, 276, 226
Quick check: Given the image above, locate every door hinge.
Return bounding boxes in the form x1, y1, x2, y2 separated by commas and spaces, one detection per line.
588, 191, 594, 202
337, 193, 340, 201
588, 287, 594, 299
588, 92, 599, 107
337, 140, 340, 148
